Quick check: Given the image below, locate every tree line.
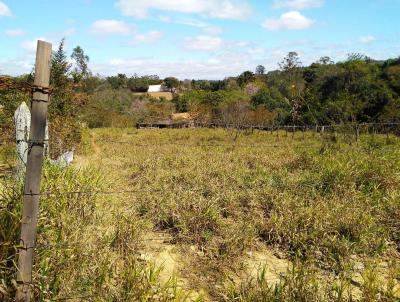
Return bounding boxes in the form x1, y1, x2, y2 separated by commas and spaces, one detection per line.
1, 38, 400, 153
174, 52, 400, 125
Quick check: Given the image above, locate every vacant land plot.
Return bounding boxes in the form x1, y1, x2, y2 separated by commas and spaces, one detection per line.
1, 128, 400, 301
133, 91, 174, 100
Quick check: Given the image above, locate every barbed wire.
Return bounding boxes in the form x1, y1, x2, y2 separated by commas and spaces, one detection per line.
2, 184, 266, 198
1, 176, 308, 201
137, 121, 400, 130
100, 141, 324, 148
34, 236, 174, 251
97, 137, 399, 148
52, 295, 95, 301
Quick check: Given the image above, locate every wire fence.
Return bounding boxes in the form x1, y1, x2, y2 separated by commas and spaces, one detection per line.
136, 121, 400, 132
101, 141, 324, 148
2, 91, 400, 300
1, 125, 399, 202
0, 183, 280, 202
2, 120, 400, 149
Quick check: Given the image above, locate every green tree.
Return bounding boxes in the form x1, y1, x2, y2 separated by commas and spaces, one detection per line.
279, 52, 302, 72
71, 46, 90, 83
107, 74, 127, 90
127, 76, 150, 92
163, 77, 180, 92
51, 38, 71, 89
317, 56, 334, 65
255, 65, 266, 75
279, 52, 305, 123
385, 65, 400, 95
251, 87, 290, 124
237, 71, 255, 87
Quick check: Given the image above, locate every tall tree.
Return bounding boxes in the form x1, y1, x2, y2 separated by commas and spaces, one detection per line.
237, 71, 255, 87
279, 52, 305, 124
71, 46, 90, 83
317, 56, 334, 65
279, 52, 302, 72
50, 38, 71, 88
256, 65, 266, 75
163, 77, 180, 92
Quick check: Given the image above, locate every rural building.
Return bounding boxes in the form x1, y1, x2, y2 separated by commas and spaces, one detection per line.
147, 84, 163, 93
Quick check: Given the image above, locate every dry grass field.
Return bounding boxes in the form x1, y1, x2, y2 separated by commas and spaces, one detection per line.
1, 128, 400, 301
133, 92, 174, 100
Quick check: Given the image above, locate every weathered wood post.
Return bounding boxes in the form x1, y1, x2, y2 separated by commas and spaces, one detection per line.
16, 40, 52, 302
14, 102, 31, 179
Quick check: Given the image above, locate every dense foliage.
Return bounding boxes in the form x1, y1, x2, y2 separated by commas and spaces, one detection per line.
172, 53, 400, 126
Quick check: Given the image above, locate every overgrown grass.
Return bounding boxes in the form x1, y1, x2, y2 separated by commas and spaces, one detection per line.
221, 259, 400, 302
0, 163, 187, 301
1, 128, 400, 301
89, 128, 400, 300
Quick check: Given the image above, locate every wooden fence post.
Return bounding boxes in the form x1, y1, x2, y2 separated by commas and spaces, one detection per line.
14, 102, 31, 179
16, 40, 52, 302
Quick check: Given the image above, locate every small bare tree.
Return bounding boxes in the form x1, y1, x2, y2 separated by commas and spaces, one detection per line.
220, 100, 252, 141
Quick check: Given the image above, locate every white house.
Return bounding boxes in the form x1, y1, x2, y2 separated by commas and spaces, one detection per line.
148, 84, 163, 93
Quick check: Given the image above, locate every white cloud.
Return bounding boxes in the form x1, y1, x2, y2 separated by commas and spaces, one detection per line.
21, 38, 45, 53
116, 0, 251, 20
159, 15, 171, 23
133, 31, 164, 44
202, 26, 223, 35
4, 29, 26, 37
248, 47, 267, 55
64, 28, 76, 36
0, 1, 12, 16
273, 0, 324, 10
0, 58, 33, 75
90, 19, 132, 35
359, 35, 376, 44
177, 18, 209, 28
110, 58, 143, 66
21, 37, 55, 53
160, 16, 212, 28
92, 54, 258, 79
263, 11, 315, 30
4, 36, 396, 79
183, 35, 222, 51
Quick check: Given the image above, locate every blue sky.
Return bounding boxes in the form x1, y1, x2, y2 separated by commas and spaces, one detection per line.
0, 0, 399, 79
